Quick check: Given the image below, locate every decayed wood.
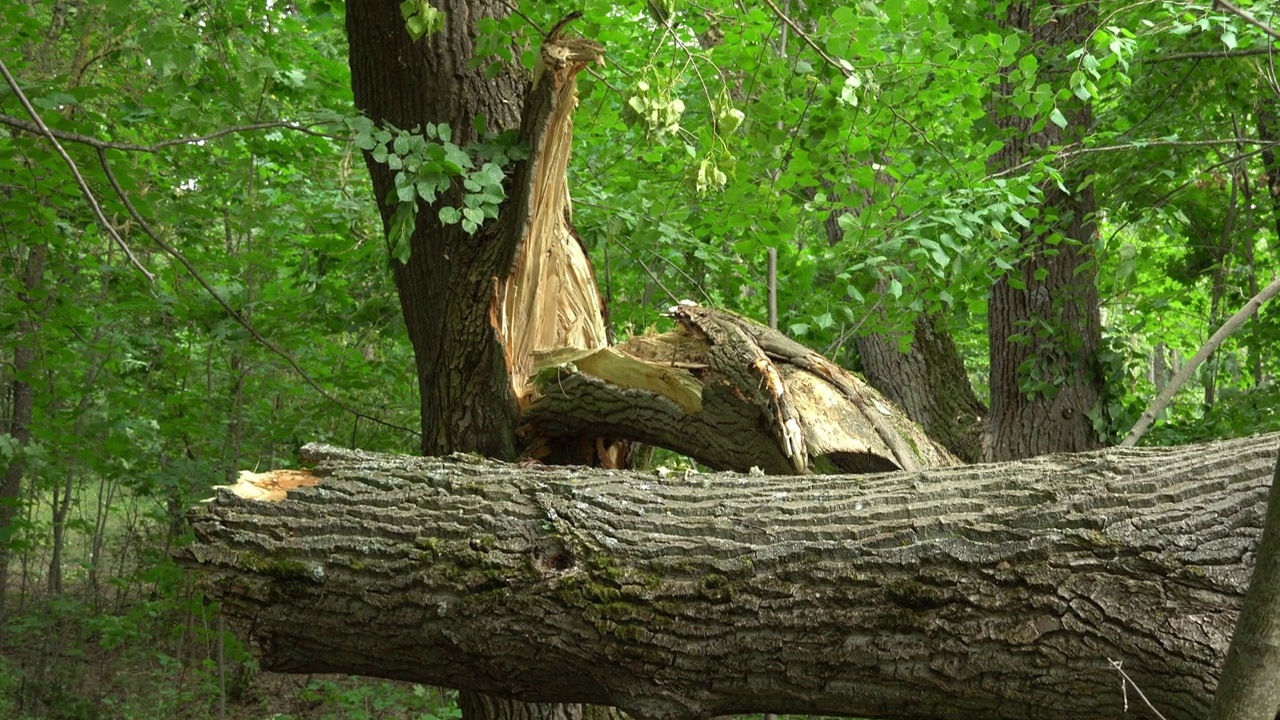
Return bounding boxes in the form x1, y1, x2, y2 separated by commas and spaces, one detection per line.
522, 305, 956, 474
178, 434, 1280, 720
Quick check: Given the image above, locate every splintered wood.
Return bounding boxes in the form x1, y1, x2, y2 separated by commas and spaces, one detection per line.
210, 469, 320, 502
524, 306, 959, 474
496, 36, 608, 408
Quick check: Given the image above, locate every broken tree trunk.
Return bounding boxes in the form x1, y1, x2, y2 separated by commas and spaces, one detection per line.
177, 433, 1280, 720
468, 25, 947, 475
524, 304, 956, 474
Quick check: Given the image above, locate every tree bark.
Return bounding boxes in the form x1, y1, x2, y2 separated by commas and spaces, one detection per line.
1209, 450, 1280, 720
179, 433, 1280, 720
0, 242, 45, 615
345, 0, 527, 458
344, 6, 609, 720
986, 0, 1103, 461
855, 313, 986, 462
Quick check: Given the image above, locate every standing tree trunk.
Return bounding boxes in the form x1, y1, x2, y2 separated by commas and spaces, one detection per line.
986, 0, 1102, 461
345, 0, 526, 460
1209, 449, 1280, 720
0, 242, 45, 616
1256, 99, 1280, 267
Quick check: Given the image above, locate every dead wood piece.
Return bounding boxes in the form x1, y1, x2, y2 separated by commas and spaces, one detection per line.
523, 306, 956, 473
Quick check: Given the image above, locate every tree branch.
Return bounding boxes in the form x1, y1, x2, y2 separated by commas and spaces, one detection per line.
0, 113, 340, 152
1214, 0, 1280, 43
1147, 47, 1277, 62
0, 58, 154, 282
1121, 273, 1280, 446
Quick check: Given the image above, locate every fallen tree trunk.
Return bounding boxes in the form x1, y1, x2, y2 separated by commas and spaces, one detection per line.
178, 434, 1280, 720
524, 304, 958, 474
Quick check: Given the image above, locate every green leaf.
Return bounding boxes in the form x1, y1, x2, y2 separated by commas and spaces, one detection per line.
438, 206, 461, 225
389, 203, 416, 263
1017, 54, 1037, 78
1000, 33, 1021, 62
1048, 107, 1068, 129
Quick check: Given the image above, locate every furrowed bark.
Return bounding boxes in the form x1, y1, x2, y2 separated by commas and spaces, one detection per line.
178, 433, 1280, 720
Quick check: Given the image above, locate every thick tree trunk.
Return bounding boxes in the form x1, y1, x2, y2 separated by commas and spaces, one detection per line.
179, 434, 1280, 720
986, 1, 1103, 461
855, 313, 986, 462
345, 0, 526, 458
344, 6, 607, 720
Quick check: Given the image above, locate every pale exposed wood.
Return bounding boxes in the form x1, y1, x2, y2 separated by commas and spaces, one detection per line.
178, 434, 1280, 720
496, 37, 609, 406
210, 469, 320, 502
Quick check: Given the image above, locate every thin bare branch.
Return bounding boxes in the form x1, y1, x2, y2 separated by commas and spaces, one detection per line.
1147, 47, 1277, 62
986, 137, 1280, 179
1107, 659, 1171, 720
0, 58, 154, 282
758, 0, 847, 75
1214, 0, 1280, 42
0, 113, 341, 152
1122, 272, 1280, 446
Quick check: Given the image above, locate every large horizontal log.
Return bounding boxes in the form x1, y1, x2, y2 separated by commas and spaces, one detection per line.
177, 434, 1280, 720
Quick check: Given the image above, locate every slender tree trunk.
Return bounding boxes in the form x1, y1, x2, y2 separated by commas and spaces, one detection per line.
1203, 168, 1239, 411
986, 0, 1102, 461
1256, 100, 1280, 267
1209, 450, 1280, 720
0, 242, 45, 615
48, 468, 73, 596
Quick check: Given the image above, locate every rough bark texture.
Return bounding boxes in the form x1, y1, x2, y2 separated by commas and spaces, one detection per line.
855, 313, 986, 463
986, 0, 1103, 461
1209, 450, 1280, 720
345, 7, 604, 720
179, 433, 1280, 720
345, 0, 526, 458
524, 305, 957, 474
